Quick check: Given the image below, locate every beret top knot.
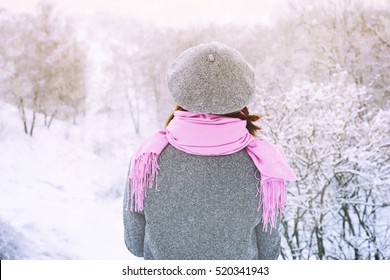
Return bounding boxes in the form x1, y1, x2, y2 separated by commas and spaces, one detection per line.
166, 42, 255, 114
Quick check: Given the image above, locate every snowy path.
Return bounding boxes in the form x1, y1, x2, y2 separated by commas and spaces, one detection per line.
0, 101, 142, 259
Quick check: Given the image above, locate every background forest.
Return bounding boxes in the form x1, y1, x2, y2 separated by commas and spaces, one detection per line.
0, 0, 389, 259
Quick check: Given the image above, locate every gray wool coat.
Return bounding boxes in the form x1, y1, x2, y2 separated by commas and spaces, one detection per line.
123, 144, 281, 260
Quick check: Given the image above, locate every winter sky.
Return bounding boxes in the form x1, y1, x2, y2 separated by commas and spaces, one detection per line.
0, 0, 298, 27
2, 0, 389, 28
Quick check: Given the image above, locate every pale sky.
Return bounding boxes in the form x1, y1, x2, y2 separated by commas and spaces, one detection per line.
1, 0, 388, 28
0, 0, 287, 27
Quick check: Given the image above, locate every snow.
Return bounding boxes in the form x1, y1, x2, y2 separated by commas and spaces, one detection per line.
0, 100, 148, 259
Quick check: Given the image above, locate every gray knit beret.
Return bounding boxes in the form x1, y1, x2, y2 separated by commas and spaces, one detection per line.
167, 42, 255, 114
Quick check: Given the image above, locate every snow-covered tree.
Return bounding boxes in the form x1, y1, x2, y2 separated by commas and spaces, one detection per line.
0, 2, 86, 135
0, 11, 35, 134
256, 0, 390, 107
254, 72, 390, 259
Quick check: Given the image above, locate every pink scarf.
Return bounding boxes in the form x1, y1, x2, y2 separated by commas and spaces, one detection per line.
128, 111, 297, 231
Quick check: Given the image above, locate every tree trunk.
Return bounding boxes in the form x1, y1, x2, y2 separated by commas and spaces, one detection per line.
48, 111, 57, 128
29, 111, 36, 136
18, 98, 28, 134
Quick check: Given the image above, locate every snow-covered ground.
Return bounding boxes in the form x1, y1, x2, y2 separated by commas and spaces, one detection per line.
0, 99, 157, 259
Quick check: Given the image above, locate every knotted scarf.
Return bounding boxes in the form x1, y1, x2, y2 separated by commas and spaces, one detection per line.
128, 111, 297, 231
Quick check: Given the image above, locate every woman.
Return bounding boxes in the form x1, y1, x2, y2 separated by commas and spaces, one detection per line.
123, 42, 296, 260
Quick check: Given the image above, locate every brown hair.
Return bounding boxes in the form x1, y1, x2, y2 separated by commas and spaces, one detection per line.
165, 105, 261, 137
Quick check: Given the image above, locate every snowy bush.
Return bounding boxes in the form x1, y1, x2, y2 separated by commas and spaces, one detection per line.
0, 218, 26, 259
255, 74, 390, 259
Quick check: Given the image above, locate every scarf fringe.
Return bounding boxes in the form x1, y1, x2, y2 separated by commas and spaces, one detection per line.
257, 178, 287, 232
128, 152, 159, 212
